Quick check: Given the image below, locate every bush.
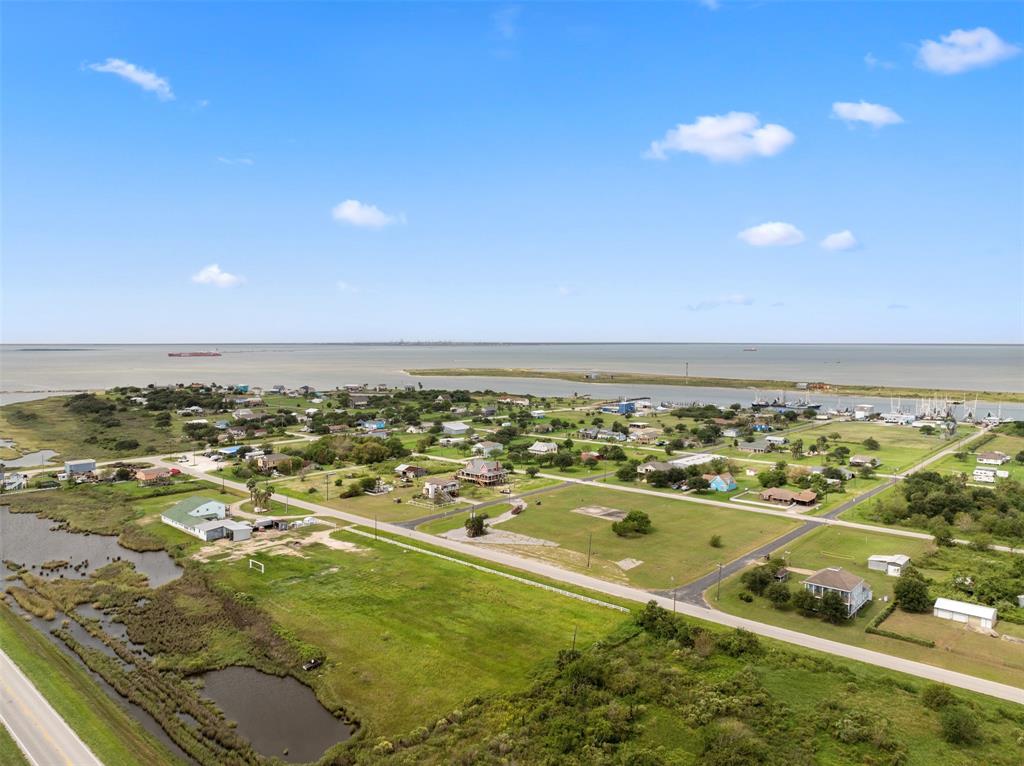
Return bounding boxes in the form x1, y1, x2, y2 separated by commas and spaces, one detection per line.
612, 510, 652, 537
765, 581, 791, 608
940, 705, 981, 745
709, 534, 723, 548
922, 683, 957, 710
893, 566, 931, 613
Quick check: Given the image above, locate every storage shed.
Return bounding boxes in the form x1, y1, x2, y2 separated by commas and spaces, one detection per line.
932, 597, 997, 630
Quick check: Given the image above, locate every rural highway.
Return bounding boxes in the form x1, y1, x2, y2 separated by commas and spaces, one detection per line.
163, 454, 1024, 704
0, 649, 103, 766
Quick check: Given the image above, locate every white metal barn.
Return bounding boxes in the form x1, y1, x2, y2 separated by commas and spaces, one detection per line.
867, 554, 910, 577
932, 598, 997, 630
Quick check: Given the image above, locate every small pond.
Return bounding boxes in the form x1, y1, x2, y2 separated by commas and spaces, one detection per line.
200, 666, 354, 762
0, 506, 182, 587
1, 449, 59, 467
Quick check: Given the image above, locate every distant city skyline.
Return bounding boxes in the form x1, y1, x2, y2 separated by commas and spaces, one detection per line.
2, 2, 1022, 343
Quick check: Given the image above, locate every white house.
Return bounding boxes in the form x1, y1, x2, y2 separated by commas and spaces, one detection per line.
765, 435, 788, 446
867, 554, 910, 577
160, 497, 250, 542
669, 453, 719, 468
801, 567, 872, 617
472, 441, 504, 456
442, 421, 471, 436
972, 468, 1001, 483
722, 428, 740, 439
2, 472, 28, 491
977, 451, 1010, 466
933, 597, 997, 630
528, 441, 558, 455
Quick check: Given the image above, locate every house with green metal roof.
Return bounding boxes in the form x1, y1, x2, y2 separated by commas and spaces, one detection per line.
160, 496, 250, 542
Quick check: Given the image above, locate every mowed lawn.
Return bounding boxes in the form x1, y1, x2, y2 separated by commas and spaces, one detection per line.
713, 525, 1024, 688
495, 485, 800, 590
720, 421, 971, 473
932, 433, 1024, 482
207, 529, 626, 737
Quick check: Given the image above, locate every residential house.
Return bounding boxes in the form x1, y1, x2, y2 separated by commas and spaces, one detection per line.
867, 554, 911, 577
745, 440, 772, 453
765, 435, 788, 446
596, 429, 628, 442
759, 488, 818, 506
481, 406, 497, 417
136, 467, 172, 486
801, 567, 873, 617
669, 453, 719, 468
257, 453, 293, 472
703, 473, 737, 492
160, 497, 251, 542
442, 421, 471, 436
473, 441, 504, 456
636, 460, 673, 479
498, 396, 530, 406
629, 427, 662, 444
972, 468, 998, 483
580, 451, 601, 462
977, 451, 1011, 465
457, 458, 509, 486
722, 428, 740, 439
349, 394, 370, 407
232, 408, 257, 421
423, 476, 460, 500
438, 437, 465, 447
2, 472, 28, 491
809, 465, 855, 482
528, 441, 558, 456
394, 464, 427, 480
933, 597, 997, 630
578, 427, 599, 439
848, 455, 880, 468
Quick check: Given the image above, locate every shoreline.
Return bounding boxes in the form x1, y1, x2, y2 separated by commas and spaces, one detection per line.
405, 368, 1024, 404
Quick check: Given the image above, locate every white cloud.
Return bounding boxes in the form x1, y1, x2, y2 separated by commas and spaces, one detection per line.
687, 294, 753, 311
820, 230, 859, 251
217, 157, 254, 166
191, 264, 243, 288
737, 222, 805, 247
864, 53, 895, 70
556, 286, 573, 296
647, 112, 795, 162
698, 0, 720, 9
88, 58, 174, 100
331, 199, 402, 229
336, 281, 359, 293
831, 101, 903, 128
917, 27, 1021, 74
493, 5, 521, 40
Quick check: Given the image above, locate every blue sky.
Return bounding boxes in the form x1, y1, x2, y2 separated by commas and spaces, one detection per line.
2, 1, 1022, 343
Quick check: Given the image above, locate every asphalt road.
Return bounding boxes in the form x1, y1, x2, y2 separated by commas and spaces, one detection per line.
0, 649, 103, 766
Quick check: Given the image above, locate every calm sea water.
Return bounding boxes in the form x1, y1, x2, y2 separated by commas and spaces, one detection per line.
2, 343, 1022, 416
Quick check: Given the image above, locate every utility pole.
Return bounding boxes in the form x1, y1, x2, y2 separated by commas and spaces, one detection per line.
670, 575, 676, 613
586, 532, 593, 568
571, 625, 578, 652
716, 563, 724, 601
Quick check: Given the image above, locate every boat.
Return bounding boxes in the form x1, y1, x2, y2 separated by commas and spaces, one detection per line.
743, 347, 758, 352
167, 351, 222, 357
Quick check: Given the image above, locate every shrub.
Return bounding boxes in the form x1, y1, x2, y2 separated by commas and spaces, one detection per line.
612, 510, 653, 537
893, 566, 931, 613
922, 684, 957, 710
765, 581, 791, 608
940, 705, 981, 745
717, 628, 762, 658
709, 534, 723, 548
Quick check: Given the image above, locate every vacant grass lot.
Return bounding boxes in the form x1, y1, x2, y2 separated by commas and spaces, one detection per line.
932, 433, 1024, 483
712, 525, 1024, 688
492, 484, 799, 589
206, 529, 626, 737
0, 605, 181, 766
0, 394, 188, 463
720, 421, 972, 473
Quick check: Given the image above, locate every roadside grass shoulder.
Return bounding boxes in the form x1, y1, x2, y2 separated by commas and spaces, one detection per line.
0, 605, 181, 766
0, 721, 29, 766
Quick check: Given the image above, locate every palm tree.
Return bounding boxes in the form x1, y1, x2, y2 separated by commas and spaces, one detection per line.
263, 484, 275, 511
246, 477, 258, 504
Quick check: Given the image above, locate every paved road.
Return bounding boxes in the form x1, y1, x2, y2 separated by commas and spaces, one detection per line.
0, 649, 103, 766
162, 454, 1024, 703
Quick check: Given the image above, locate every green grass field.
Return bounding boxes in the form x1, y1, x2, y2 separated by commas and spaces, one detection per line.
712, 525, 1024, 688
931, 433, 1024, 483
0, 605, 182, 766
720, 420, 973, 473
206, 528, 626, 737
489, 484, 800, 589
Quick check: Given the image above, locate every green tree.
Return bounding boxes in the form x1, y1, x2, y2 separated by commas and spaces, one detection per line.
464, 512, 489, 538
939, 705, 981, 745
616, 463, 638, 482
526, 466, 539, 478
893, 566, 931, 612
765, 581, 791, 608
792, 587, 817, 615
709, 534, 723, 548
819, 590, 848, 623
863, 437, 881, 451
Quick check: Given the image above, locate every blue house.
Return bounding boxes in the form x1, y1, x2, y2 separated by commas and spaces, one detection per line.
705, 472, 737, 492
752, 423, 773, 433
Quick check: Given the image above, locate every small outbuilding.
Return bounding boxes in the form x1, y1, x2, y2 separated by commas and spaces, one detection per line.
867, 554, 911, 577
932, 597, 997, 630
442, 421, 471, 436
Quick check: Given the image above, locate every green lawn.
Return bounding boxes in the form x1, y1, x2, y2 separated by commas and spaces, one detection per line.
491, 484, 800, 589
0, 605, 182, 766
711, 525, 1024, 688
206, 528, 626, 737
720, 420, 974, 473
931, 433, 1024, 483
